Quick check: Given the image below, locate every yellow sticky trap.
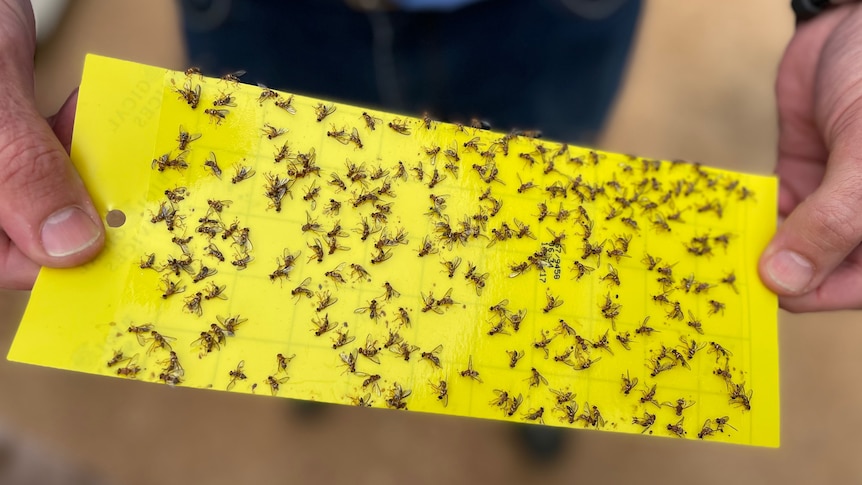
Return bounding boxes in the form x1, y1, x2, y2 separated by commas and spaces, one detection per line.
9, 55, 779, 446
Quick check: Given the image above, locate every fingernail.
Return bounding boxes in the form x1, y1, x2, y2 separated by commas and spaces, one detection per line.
41, 206, 102, 257
766, 250, 814, 293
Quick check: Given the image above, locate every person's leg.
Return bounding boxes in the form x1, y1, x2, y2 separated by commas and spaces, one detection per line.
389, 0, 643, 142
181, 0, 381, 105
180, 0, 641, 143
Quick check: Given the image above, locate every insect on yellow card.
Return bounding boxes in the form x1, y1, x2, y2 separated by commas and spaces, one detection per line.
8, 55, 779, 446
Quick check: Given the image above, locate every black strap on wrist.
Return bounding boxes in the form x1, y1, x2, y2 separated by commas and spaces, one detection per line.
792, 0, 851, 22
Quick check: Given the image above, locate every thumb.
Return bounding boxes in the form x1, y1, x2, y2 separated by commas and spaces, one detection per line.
759, 115, 862, 299
0, 0, 104, 275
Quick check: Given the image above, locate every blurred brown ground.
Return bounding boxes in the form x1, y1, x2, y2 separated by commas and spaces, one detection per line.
1, 1, 860, 484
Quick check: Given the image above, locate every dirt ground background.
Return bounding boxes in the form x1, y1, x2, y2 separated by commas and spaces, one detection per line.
1, 1, 860, 483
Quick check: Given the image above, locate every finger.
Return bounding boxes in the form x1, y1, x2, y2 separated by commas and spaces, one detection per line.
773, 26, 831, 219
777, 243, 862, 311
0, 109, 104, 263
763, 13, 862, 300
0, 229, 40, 290
46, 88, 77, 153
759, 131, 862, 297
0, 89, 82, 290
0, 3, 104, 283
775, 155, 825, 217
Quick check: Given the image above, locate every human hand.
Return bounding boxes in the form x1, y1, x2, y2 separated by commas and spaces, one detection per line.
759, 4, 862, 311
0, 0, 104, 290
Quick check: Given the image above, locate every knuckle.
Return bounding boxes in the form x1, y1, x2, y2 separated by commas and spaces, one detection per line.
805, 200, 860, 253
0, 130, 65, 200
826, 101, 862, 150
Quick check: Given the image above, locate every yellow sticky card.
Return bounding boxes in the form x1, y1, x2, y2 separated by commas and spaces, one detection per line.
9, 55, 779, 446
